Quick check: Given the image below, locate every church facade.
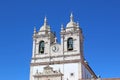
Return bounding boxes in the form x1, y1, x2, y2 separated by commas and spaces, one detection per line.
29, 13, 99, 80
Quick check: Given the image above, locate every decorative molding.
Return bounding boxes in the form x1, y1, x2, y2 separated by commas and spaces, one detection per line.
37, 34, 49, 38
31, 59, 81, 66
73, 39, 77, 41
63, 31, 79, 35
64, 50, 77, 53
34, 74, 63, 77
32, 53, 80, 60
81, 61, 97, 79
34, 66, 63, 78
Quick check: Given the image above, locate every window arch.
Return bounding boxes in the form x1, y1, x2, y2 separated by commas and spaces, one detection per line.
67, 38, 73, 51
39, 41, 44, 54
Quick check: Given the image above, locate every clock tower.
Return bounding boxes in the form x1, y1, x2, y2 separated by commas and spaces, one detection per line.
30, 13, 98, 80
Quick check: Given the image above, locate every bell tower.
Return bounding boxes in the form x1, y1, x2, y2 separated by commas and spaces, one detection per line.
61, 13, 84, 59
32, 17, 55, 58
30, 17, 56, 80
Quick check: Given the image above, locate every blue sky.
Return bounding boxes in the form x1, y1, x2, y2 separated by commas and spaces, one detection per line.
0, 0, 120, 80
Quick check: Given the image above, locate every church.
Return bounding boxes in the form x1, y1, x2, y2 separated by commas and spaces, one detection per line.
29, 13, 110, 80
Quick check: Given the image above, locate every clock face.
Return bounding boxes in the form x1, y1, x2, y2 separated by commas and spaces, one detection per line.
52, 45, 59, 52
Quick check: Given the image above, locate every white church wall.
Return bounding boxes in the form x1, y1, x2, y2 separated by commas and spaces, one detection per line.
64, 63, 78, 80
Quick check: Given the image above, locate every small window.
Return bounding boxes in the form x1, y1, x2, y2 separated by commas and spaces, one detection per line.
67, 38, 73, 51
39, 41, 44, 54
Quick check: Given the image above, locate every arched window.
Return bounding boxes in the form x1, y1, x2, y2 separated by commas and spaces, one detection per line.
39, 41, 44, 54
67, 38, 73, 51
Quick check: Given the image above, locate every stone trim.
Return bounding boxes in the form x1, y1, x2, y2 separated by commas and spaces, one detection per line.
31, 59, 81, 66
61, 31, 79, 35
66, 26, 76, 29
81, 61, 97, 79
65, 31, 79, 35
32, 53, 80, 60
36, 34, 49, 37
64, 38, 76, 42
32, 54, 80, 60
36, 41, 48, 45
33, 74, 63, 77
64, 50, 77, 52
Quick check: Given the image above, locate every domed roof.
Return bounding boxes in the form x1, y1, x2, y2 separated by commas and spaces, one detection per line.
66, 21, 77, 28
66, 13, 77, 28
39, 17, 50, 31
40, 25, 50, 31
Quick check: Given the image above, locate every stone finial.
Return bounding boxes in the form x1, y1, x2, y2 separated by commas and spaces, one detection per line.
70, 12, 74, 22
55, 37, 57, 43
61, 24, 64, 29
77, 22, 79, 27
44, 16, 47, 26
34, 26, 36, 34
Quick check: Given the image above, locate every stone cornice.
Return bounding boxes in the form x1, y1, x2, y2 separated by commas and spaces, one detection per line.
31, 59, 81, 66
81, 61, 97, 79
33, 74, 63, 77
32, 53, 80, 60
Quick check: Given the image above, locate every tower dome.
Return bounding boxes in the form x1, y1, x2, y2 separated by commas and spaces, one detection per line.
39, 17, 50, 32
66, 13, 77, 28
